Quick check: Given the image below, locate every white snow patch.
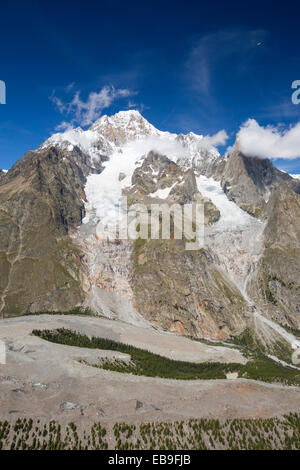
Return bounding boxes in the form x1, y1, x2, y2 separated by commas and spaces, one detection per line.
150, 182, 177, 199
196, 175, 252, 230
196, 175, 265, 292
85, 142, 144, 228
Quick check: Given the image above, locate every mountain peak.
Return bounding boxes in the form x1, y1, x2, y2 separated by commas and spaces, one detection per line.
93, 109, 143, 127
89, 109, 161, 145
102, 109, 143, 120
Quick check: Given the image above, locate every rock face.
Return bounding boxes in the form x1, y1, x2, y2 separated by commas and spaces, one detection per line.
0, 145, 105, 314
125, 151, 184, 200
1, 110, 300, 342
132, 238, 247, 339
247, 183, 300, 328
217, 142, 300, 331
125, 152, 242, 339
0, 170, 6, 183
124, 151, 220, 224
220, 143, 300, 218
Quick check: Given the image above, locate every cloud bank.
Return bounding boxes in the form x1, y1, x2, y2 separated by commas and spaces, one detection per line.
238, 119, 300, 160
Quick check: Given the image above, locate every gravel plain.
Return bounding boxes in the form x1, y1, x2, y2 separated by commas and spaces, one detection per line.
1, 314, 300, 427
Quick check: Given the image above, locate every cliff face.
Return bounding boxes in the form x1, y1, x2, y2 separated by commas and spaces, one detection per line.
220, 145, 300, 218
132, 238, 247, 339
0, 145, 105, 315
247, 183, 300, 328
217, 145, 300, 329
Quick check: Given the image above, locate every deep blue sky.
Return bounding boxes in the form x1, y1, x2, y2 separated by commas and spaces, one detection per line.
1, 0, 300, 171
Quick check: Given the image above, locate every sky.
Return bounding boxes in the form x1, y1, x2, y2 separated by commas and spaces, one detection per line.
1, 0, 300, 172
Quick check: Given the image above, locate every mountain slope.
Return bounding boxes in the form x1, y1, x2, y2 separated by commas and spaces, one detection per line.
247, 182, 300, 328
0, 145, 105, 314
1, 110, 299, 344
221, 142, 300, 218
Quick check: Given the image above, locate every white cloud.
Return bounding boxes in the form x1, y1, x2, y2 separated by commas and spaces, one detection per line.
55, 121, 74, 131
199, 130, 229, 149
127, 100, 137, 108
51, 85, 136, 127
139, 131, 228, 161
69, 87, 134, 126
50, 92, 66, 114
131, 136, 189, 160
238, 119, 300, 160
66, 82, 75, 92
226, 145, 234, 154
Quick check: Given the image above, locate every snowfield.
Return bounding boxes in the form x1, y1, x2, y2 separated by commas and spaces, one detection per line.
196, 175, 253, 230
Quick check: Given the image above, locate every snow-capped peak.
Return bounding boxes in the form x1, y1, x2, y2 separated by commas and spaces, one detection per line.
38, 110, 222, 174
96, 109, 143, 124
89, 109, 166, 145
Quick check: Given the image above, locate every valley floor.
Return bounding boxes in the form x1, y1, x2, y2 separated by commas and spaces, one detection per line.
1, 314, 300, 430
